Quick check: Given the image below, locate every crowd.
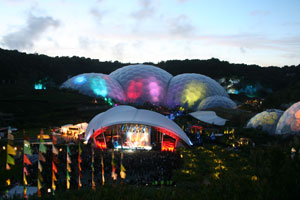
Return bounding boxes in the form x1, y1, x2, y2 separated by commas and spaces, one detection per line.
21, 144, 180, 192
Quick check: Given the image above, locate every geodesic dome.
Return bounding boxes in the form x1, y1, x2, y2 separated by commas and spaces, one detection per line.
246, 109, 283, 134
60, 73, 126, 102
109, 64, 173, 105
166, 74, 229, 110
198, 95, 237, 110
275, 101, 300, 134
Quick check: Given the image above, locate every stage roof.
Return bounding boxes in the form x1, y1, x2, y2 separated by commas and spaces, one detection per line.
189, 111, 227, 126
85, 105, 192, 145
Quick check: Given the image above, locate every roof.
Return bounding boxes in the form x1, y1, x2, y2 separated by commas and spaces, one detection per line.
189, 111, 227, 126
85, 105, 192, 145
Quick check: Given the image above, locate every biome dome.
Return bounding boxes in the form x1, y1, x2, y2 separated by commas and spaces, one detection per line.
166, 74, 229, 110
61, 64, 235, 111
60, 73, 126, 102
246, 109, 283, 134
275, 101, 300, 134
109, 64, 172, 105
198, 95, 237, 110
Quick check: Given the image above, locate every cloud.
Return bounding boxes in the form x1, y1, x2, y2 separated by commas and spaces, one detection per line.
168, 15, 195, 37
131, 0, 155, 19
1, 13, 59, 50
176, 0, 189, 3
112, 43, 125, 61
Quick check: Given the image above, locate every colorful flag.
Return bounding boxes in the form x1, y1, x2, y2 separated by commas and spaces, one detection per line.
7, 144, 16, 156
6, 163, 11, 170
39, 152, 46, 162
24, 174, 28, 185
52, 162, 57, 173
39, 141, 47, 153
67, 163, 71, 172
67, 179, 70, 189
52, 135, 57, 145
120, 164, 126, 179
67, 145, 71, 155
24, 140, 32, 156
38, 171, 43, 182
67, 154, 71, 164
38, 179, 42, 189
52, 145, 58, 155
66, 171, 71, 180
24, 167, 29, 176
52, 171, 57, 181
38, 161, 43, 172
7, 154, 15, 165
6, 179, 10, 186
24, 154, 32, 165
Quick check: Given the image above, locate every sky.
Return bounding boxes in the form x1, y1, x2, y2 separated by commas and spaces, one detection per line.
0, 0, 299, 67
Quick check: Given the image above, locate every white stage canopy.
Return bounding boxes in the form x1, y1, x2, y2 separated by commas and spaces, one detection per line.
85, 105, 192, 145
189, 111, 227, 126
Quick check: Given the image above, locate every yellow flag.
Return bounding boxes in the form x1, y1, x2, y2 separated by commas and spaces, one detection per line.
7, 144, 16, 156
120, 171, 126, 179
67, 163, 71, 172
67, 179, 70, 189
6, 179, 10, 186
24, 174, 28, 185
38, 179, 42, 189
52, 182, 56, 191
53, 171, 57, 181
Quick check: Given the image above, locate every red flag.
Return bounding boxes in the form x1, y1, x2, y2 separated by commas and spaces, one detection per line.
52, 135, 57, 145
24, 167, 29, 176
24, 154, 32, 165
52, 162, 57, 174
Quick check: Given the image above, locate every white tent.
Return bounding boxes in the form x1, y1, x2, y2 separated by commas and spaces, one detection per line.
85, 105, 192, 145
189, 111, 227, 126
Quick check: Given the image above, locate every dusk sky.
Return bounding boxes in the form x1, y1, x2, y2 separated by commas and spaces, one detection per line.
0, 0, 299, 67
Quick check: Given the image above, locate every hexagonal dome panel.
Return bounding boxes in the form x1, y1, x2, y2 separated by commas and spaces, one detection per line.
109, 64, 173, 105
60, 73, 126, 102
246, 109, 283, 134
198, 95, 237, 110
166, 73, 229, 110
275, 101, 300, 134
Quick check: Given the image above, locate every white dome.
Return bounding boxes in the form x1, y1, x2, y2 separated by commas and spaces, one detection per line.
198, 95, 237, 110
246, 109, 283, 134
60, 73, 126, 102
166, 73, 229, 110
109, 64, 173, 105
275, 101, 300, 134
85, 105, 192, 145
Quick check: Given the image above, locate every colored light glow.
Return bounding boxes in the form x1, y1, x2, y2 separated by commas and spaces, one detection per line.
292, 110, 300, 132
74, 76, 87, 85
295, 110, 300, 119
91, 78, 108, 97
127, 80, 143, 101
148, 81, 161, 102
182, 81, 207, 108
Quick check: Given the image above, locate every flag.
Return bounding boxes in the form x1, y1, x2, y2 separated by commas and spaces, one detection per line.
52, 171, 57, 181
78, 177, 82, 188
38, 179, 42, 189
120, 171, 126, 179
111, 171, 117, 180
67, 154, 71, 164
66, 171, 71, 180
52, 135, 57, 145
67, 179, 70, 189
38, 171, 43, 182
24, 167, 29, 176
67, 145, 71, 155
6, 179, 10, 186
78, 155, 82, 163
52, 145, 58, 155
39, 142, 47, 153
24, 187, 27, 199
24, 154, 32, 165
8, 133, 14, 140
24, 140, 32, 155
24, 174, 28, 185
39, 152, 46, 162
38, 161, 43, 172
6, 163, 11, 170
52, 162, 57, 173
7, 144, 16, 156
79, 143, 82, 154
7, 154, 15, 165
67, 163, 71, 172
